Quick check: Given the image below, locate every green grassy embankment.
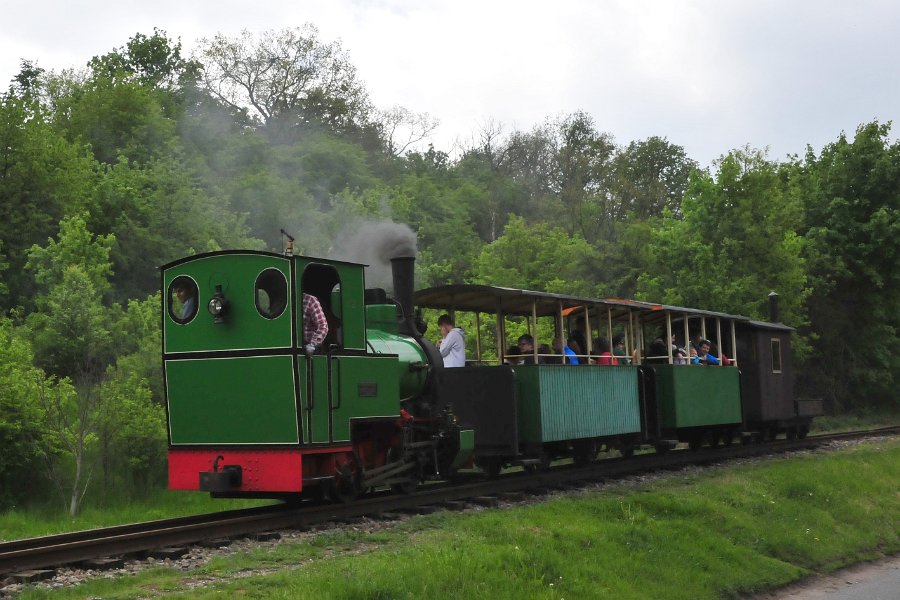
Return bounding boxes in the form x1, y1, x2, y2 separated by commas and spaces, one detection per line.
0, 492, 273, 542
14, 437, 900, 600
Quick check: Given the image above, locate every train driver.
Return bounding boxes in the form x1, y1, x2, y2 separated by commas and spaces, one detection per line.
302, 292, 329, 354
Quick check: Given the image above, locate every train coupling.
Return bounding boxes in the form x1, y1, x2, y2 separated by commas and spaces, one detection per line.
199, 456, 243, 492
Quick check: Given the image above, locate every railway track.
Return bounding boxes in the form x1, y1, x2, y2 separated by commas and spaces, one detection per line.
2, 426, 898, 578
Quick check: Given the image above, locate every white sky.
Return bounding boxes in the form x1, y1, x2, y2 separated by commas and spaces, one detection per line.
2, 0, 899, 167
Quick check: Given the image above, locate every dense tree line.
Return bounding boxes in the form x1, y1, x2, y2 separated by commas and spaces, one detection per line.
0, 27, 897, 513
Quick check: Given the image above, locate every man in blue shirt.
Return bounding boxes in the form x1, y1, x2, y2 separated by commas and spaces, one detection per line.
552, 336, 580, 364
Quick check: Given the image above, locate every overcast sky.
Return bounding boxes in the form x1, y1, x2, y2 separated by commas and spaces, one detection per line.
2, 0, 898, 167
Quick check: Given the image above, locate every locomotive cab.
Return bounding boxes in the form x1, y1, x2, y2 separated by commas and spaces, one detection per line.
162, 251, 422, 500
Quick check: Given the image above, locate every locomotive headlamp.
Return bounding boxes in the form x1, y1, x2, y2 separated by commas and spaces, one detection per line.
207, 284, 230, 324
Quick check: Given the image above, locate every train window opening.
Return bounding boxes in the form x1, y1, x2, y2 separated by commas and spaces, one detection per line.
255, 268, 288, 320
302, 264, 343, 348
168, 276, 199, 324
771, 338, 782, 373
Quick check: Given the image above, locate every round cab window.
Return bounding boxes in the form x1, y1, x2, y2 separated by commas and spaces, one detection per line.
168, 276, 199, 324
256, 268, 288, 319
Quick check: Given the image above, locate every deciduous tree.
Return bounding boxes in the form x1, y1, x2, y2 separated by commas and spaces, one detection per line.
196, 26, 371, 136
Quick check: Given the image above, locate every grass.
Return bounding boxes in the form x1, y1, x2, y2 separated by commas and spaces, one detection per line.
0, 490, 274, 542
811, 405, 899, 434
12, 437, 900, 600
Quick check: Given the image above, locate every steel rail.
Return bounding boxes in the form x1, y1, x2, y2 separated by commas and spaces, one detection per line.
2, 425, 898, 576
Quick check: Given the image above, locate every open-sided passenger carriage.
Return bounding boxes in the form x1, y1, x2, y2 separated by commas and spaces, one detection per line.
415, 285, 646, 473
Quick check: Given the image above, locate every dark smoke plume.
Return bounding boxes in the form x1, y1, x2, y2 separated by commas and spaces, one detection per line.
331, 220, 417, 290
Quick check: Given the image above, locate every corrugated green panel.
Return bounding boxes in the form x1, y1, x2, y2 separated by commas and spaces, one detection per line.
163, 254, 292, 354
655, 366, 743, 429
516, 366, 642, 444
167, 356, 298, 444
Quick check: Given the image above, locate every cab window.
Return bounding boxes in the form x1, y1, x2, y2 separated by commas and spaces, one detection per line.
168, 276, 199, 324
256, 268, 288, 319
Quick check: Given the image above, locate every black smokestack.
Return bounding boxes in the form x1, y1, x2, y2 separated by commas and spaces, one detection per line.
768, 291, 779, 323
391, 256, 416, 335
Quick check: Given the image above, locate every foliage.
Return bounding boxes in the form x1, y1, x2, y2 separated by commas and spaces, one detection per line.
611, 136, 697, 220
470, 215, 600, 296
195, 25, 372, 136
97, 368, 167, 492
25, 216, 117, 515
0, 319, 48, 509
637, 147, 810, 327
0, 88, 98, 311
88, 28, 201, 94
797, 121, 900, 410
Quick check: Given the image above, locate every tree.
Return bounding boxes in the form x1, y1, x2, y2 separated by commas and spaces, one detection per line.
637, 147, 809, 326
469, 215, 599, 296
0, 84, 98, 310
374, 105, 439, 157
611, 136, 697, 220
0, 318, 49, 508
552, 112, 617, 243
196, 26, 372, 135
50, 71, 177, 166
26, 215, 117, 515
798, 121, 900, 410
88, 29, 201, 95
97, 368, 166, 493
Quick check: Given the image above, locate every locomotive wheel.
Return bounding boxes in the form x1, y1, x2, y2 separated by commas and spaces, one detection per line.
329, 465, 360, 503
480, 457, 503, 479
524, 451, 551, 473
688, 434, 704, 451
798, 426, 809, 439
573, 441, 598, 466
618, 444, 635, 458
391, 479, 418, 495
786, 427, 798, 441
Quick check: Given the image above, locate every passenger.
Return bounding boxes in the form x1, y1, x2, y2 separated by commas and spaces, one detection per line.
568, 337, 583, 360
689, 346, 700, 364
612, 333, 630, 365
302, 293, 329, 353
437, 314, 466, 368
570, 319, 588, 363
540, 342, 561, 364
647, 338, 669, 364
517, 334, 541, 365
595, 337, 618, 366
504, 345, 522, 365
552, 337, 579, 365
697, 339, 720, 366
672, 334, 688, 365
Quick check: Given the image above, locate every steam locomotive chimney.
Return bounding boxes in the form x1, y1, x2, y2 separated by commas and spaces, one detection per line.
391, 256, 416, 335
768, 291, 779, 323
